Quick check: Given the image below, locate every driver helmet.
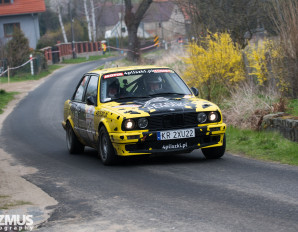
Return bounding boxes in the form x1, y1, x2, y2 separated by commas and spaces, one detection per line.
107, 79, 120, 97
148, 76, 162, 92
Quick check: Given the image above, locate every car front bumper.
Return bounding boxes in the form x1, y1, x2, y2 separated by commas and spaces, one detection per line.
110, 123, 226, 156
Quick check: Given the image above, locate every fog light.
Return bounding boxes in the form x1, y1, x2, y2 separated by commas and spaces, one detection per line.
127, 135, 140, 140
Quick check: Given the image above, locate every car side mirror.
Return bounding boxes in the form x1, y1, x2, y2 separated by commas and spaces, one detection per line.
86, 96, 97, 106
191, 87, 199, 96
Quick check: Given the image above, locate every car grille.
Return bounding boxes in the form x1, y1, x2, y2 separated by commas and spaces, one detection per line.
148, 112, 198, 130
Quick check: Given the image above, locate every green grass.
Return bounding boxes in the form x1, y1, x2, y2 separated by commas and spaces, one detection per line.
96, 65, 105, 70
142, 48, 164, 58
62, 52, 116, 64
0, 64, 62, 83
0, 200, 32, 210
226, 126, 298, 166
286, 99, 298, 116
0, 195, 32, 210
0, 90, 18, 114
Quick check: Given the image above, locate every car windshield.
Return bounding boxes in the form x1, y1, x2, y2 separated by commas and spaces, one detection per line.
100, 69, 192, 103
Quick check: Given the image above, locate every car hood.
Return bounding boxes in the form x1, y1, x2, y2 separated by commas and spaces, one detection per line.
102, 96, 220, 117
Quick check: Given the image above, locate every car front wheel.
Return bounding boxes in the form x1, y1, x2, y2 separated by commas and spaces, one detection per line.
66, 122, 84, 154
98, 126, 118, 165
201, 135, 226, 159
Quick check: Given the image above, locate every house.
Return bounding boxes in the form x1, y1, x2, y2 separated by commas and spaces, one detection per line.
142, 0, 189, 41
105, 21, 151, 39
96, 0, 190, 41
0, 0, 46, 49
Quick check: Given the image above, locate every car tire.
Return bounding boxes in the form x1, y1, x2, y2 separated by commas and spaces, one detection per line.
201, 135, 226, 159
98, 126, 118, 165
66, 122, 85, 154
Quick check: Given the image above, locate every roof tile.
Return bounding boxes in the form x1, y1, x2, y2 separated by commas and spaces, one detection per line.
0, 0, 46, 16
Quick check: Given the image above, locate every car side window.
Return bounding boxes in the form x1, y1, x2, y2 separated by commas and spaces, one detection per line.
84, 75, 99, 102
73, 76, 89, 102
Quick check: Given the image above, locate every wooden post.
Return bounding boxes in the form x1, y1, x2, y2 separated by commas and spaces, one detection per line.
7, 66, 10, 83
30, 54, 34, 76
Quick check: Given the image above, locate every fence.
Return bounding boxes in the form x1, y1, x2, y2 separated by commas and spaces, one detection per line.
40, 38, 187, 65
41, 41, 102, 65
0, 54, 46, 82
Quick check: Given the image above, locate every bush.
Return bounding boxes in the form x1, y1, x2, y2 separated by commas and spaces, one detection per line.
5, 28, 30, 74
183, 32, 245, 102
221, 84, 281, 129
37, 21, 89, 49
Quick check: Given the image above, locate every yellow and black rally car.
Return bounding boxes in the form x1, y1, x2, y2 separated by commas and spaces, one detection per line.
62, 66, 226, 165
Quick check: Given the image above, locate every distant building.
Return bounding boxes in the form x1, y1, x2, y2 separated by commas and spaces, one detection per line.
0, 0, 46, 49
142, 0, 189, 41
96, 0, 190, 41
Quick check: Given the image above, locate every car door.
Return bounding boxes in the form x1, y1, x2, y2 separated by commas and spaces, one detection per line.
83, 75, 99, 146
71, 75, 90, 142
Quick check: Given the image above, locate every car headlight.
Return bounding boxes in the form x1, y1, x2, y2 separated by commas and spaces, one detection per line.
208, 112, 218, 122
124, 119, 135, 130
138, 118, 148, 129
197, 113, 207, 123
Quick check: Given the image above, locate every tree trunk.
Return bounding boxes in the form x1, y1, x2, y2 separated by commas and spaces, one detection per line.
90, 0, 96, 41
57, 5, 68, 43
84, 0, 92, 42
124, 0, 152, 61
127, 24, 139, 61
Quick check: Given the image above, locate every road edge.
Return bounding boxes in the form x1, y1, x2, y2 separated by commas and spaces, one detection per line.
0, 66, 68, 230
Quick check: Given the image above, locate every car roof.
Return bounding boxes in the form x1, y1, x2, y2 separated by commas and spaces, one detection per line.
88, 65, 171, 76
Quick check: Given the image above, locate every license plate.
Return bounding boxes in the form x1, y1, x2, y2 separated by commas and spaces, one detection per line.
157, 128, 195, 140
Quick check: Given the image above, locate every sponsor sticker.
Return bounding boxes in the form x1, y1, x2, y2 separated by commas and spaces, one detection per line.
162, 142, 188, 150
123, 70, 150, 76
103, 72, 124, 79
153, 69, 173, 73
104, 69, 174, 78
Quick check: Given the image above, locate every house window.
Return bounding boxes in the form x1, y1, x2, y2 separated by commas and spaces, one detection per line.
0, 0, 11, 4
3, 23, 20, 37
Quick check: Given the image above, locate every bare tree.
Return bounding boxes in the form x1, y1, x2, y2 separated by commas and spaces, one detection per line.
84, 0, 92, 42
124, 0, 153, 61
177, 0, 273, 48
90, 0, 97, 41
52, 0, 68, 43
268, 0, 298, 97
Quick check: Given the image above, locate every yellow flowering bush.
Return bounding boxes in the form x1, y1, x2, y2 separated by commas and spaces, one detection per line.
246, 40, 289, 93
183, 32, 245, 101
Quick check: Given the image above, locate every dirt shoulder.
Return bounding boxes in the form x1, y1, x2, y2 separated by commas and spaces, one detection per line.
0, 71, 60, 229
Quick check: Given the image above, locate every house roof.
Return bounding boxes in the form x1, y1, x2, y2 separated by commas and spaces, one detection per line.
0, 0, 46, 16
96, 1, 176, 27
97, 4, 124, 27
143, 1, 175, 23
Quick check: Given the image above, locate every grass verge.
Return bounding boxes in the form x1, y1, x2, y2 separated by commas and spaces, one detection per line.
0, 64, 62, 83
226, 126, 298, 166
62, 52, 116, 64
0, 195, 32, 210
0, 90, 18, 114
286, 99, 298, 116
0, 200, 32, 210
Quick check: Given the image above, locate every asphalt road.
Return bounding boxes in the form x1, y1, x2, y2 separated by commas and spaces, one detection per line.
1, 59, 298, 232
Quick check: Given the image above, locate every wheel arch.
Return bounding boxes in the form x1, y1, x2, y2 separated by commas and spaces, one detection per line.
66, 116, 75, 129
97, 119, 114, 134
